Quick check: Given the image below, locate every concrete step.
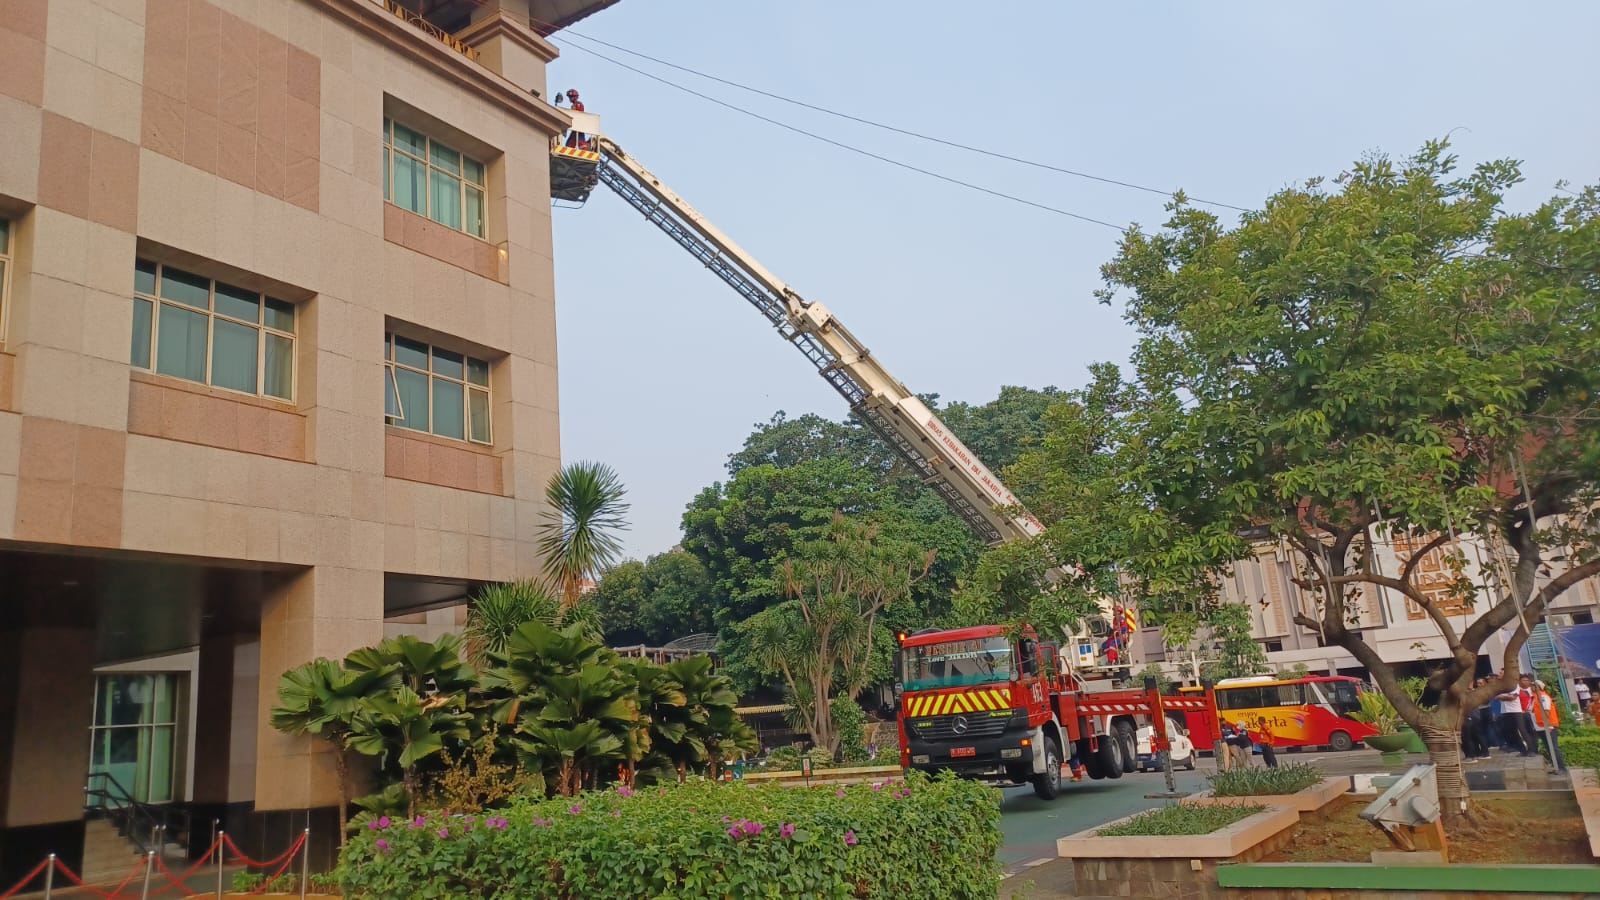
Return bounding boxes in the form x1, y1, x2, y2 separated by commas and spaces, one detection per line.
79, 819, 146, 884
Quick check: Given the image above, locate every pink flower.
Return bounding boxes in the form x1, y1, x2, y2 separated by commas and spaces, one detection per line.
743, 821, 765, 836
376, 816, 391, 829
568, 805, 582, 815
726, 826, 742, 839
844, 830, 858, 847
366, 821, 378, 830
873, 783, 883, 791
618, 786, 634, 798
836, 790, 846, 798
411, 815, 426, 828
721, 816, 731, 823
375, 839, 389, 852
437, 827, 450, 839
779, 823, 795, 839
610, 810, 621, 818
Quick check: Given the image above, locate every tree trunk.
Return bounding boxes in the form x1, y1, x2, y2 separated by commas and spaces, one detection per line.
1419, 721, 1471, 827
403, 767, 420, 818
334, 748, 350, 848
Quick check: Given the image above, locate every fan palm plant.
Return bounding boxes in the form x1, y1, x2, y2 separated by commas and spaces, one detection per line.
347, 685, 473, 816
269, 658, 397, 844
463, 580, 602, 669
539, 461, 630, 610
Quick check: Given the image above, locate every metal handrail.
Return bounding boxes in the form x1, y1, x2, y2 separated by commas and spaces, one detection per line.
84, 771, 196, 858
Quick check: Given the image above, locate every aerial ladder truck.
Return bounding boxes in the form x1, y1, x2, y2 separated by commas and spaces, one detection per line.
549, 114, 1217, 799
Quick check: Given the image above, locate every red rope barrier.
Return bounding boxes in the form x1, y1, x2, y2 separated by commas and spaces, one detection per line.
50, 855, 146, 899
150, 838, 222, 898
247, 834, 306, 895
222, 832, 305, 869
0, 858, 51, 900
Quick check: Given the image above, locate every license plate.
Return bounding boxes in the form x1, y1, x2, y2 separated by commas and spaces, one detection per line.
950, 747, 977, 758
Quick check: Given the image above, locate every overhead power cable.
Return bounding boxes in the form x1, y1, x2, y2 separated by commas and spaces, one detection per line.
543, 25, 1247, 213
553, 40, 1138, 232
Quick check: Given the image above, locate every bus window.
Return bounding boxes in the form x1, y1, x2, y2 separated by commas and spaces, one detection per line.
1325, 680, 1360, 715
1270, 683, 1307, 706
1219, 687, 1264, 710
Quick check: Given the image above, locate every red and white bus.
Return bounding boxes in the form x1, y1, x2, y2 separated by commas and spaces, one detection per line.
1180, 675, 1377, 752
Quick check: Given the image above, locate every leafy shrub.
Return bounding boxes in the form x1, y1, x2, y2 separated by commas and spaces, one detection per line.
1557, 736, 1600, 770
1096, 803, 1266, 837
1206, 761, 1323, 797
338, 772, 1001, 899
832, 698, 869, 763
1349, 691, 1400, 734
807, 746, 838, 770
763, 745, 802, 770
230, 872, 339, 894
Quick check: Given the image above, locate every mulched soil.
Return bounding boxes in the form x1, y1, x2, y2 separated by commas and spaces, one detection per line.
1264, 795, 1593, 865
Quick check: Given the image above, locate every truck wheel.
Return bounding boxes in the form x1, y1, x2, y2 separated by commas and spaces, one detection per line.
1114, 722, 1137, 774
1077, 738, 1106, 780
1099, 734, 1124, 780
1031, 737, 1062, 800
1329, 730, 1354, 753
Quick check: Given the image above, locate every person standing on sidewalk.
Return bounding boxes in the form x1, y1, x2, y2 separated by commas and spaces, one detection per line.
1534, 680, 1566, 773
1494, 674, 1528, 752
1497, 674, 1542, 758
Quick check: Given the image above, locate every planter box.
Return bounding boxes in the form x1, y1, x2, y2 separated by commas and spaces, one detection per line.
742, 764, 902, 785
1182, 776, 1348, 814
1574, 769, 1600, 858
1059, 805, 1300, 899
1217, 862, 1600, 896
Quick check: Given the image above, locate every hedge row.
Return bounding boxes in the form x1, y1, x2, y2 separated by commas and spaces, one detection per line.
338, 771, 1002, 899
1554, 735, 1600, 770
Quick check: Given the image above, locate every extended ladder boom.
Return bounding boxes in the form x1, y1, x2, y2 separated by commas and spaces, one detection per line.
593, 137, 1043, 545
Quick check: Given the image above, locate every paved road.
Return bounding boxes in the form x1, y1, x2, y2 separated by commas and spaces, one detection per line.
996, 765, 1213, 872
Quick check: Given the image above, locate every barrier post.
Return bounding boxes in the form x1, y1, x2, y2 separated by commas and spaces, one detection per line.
299, 827, 310, 900
43, 854, 55, 900
215, 831, 225, 899
141, 850, 155, 900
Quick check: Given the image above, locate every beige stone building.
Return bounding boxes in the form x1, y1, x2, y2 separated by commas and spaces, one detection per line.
0, 0, 612, 879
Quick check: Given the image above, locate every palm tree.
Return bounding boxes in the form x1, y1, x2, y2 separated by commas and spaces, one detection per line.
346, 685, 473, 817
269, 658, 397, 844
463, 580, 601, 669
539, 461, 630, 610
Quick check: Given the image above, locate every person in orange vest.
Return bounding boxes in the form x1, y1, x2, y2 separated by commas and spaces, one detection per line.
1534, 680, 1566, 773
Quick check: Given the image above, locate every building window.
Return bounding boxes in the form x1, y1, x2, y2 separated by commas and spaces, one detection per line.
1263, 639, 1284, 653
0, 219, 11, 337
385, 332, 490, 444
383, 119, 486, 239
88, 673, 181, 805
131, 260, 296, 400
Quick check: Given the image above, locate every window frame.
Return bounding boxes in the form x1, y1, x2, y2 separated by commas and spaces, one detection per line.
383, 118, 488, 239
0, 219, 11, 341
131, 260, 297, 402
384, 331, 492, 446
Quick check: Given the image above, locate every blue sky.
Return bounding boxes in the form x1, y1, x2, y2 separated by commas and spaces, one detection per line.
547, 1, 1600, 560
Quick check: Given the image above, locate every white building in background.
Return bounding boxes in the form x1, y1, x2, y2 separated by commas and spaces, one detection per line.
1133, 526, 1600, 681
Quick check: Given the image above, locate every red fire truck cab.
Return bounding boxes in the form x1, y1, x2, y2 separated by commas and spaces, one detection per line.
895, 624, 1218, 800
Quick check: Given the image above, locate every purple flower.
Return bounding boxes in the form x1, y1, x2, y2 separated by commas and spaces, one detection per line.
568, 805, 582, 815
721, 816, 732, 823
366, 820, 378, 831
610, 810, 621, 818
779, 823, 795, 839
726, 826, 742, 839
411, 815, 426, 828
743, 821, 765, 836
437, 827, 450, 839
375, 839, 389, 852
836, 790, 846, 798
844, 830, 858, 847
486, 816, 508, 830
618, 786, 634, 798
377, 816, 391, 829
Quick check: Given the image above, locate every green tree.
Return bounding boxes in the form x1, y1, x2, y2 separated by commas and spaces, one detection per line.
937, 385, 1064, 472
589, 551, 717, 646
541, 461, 630, 610
1197, 604, 1270, 682
1096, 142, 1600, 821
743, 514, 931, 753
269, 658, 396, 844
347, 685, 473, 817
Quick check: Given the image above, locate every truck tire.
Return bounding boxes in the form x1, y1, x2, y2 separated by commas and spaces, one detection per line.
1329, 730, 1354, 752
1077, 738, 1106, 780
1114, 722, 1137, 774
1031, 736, 1062, 800
1099, 734, 1124, 780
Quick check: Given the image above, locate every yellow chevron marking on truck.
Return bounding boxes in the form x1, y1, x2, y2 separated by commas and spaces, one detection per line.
905, 689, 1014, 718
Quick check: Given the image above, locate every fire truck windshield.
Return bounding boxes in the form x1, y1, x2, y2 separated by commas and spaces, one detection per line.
902, 637, 1015, 691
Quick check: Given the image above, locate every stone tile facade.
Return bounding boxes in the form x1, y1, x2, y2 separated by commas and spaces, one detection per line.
0, 0, 586, 848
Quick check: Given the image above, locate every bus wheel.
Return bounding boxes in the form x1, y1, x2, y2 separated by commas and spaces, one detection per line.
1031, 737, 1062, 800
1329, 730, 1354, 752
1099, 734, 1124, 780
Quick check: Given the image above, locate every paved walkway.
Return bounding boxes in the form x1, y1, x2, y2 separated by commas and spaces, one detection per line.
997, 746, 1577, 898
